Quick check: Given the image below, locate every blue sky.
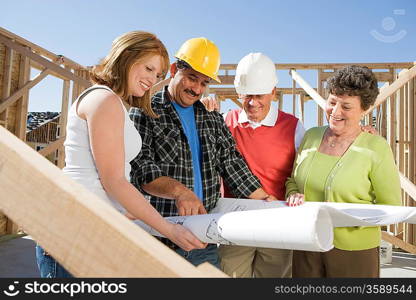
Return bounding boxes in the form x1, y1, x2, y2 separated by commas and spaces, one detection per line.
2, 0, 415, 128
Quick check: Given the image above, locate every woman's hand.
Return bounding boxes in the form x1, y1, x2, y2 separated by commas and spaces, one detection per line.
200, 96, 220, 112
286, 193, 305, 207
360, 125, 379, 135
166, 223, 207, 251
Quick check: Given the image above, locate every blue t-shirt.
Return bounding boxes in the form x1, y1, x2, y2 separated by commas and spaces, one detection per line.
172, 102, 203, 201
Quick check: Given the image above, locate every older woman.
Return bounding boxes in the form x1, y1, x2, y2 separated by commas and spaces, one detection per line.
285, 65, 401, 278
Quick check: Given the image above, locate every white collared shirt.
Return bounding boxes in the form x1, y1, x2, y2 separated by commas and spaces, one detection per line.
238, 108, 305, 150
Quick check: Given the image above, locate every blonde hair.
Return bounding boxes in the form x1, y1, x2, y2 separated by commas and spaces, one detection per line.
90, 31, 169, 118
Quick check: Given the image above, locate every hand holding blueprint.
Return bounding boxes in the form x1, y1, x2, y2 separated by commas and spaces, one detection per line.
134, 198, 416, 252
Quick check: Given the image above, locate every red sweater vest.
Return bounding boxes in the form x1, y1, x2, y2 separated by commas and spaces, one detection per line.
224, 109, 298, 200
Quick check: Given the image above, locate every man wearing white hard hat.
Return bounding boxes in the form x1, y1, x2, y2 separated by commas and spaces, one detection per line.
202, 52, 305, 277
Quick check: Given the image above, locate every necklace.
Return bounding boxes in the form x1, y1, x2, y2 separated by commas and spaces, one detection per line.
326, 128, 361, 148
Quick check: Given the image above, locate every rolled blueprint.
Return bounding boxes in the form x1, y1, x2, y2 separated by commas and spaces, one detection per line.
134, 203, 334, 252
216, 206, 333, 251
133, 198, 416, 252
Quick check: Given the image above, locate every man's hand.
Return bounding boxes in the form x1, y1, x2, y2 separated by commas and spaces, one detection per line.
360, 125, 379, 135
248, 187, 277, 202
200, 96, 220, 112
175, 189, 207, 216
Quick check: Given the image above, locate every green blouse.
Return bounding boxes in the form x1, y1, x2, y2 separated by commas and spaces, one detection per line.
286, 126, 402, 251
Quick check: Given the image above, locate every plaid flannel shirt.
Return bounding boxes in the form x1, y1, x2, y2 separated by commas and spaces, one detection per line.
129, 87, 261, 246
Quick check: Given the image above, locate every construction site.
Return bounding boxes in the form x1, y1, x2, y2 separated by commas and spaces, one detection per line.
0, 25, 415, 278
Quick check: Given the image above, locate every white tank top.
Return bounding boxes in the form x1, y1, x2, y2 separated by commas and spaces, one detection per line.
63, 84, 142, 213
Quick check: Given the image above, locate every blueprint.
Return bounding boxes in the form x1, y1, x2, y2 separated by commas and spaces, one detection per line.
133, 198, 416, 252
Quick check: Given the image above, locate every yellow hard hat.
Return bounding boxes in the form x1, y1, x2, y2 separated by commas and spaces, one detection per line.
175, 37, 221, 83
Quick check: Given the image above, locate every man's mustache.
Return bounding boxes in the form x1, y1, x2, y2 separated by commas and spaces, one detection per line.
184, 89, 200, 97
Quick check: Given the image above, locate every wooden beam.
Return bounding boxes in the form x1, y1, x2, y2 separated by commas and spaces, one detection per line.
57, 70, 71, 169
0, 125, 222, 277
382, 231, 416, 254
1, 46, 13, 128
196, 262, 229, 278
0, 26, 84, 70
1, 45, 14, 235
278, 92, 283, 110
38, 136, 65, 157
366, 65, 416, 115
220, 70, 389, 84
292, 76, 296, 115
381, 99, 388, 138
0, 68, 50, 113
317, 70, 324, 126
210, 75, 234, 85
389, 72, 397, 159
219, 62, 414, 71
299, 93, 305, 122
411, 78, 416, 184
0, 35, 91, 87
14, 54, 31, 140
210, 87, 311, 99
399, 173, 416, 203
399, 86, 405, 174
30, 60, 79, 82
320, 71, 394, 82
290, 69, 326, 109
72, 72, 80, 104
7, 53, 31, 234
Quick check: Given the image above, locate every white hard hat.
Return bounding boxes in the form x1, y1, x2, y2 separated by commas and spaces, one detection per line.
234, 52, 278, 95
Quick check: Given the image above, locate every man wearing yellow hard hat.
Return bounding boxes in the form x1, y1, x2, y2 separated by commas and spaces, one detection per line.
129, 38, 271, 267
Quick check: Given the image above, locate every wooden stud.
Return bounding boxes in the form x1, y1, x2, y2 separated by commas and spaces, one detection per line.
72, 77, 79, 104
317, 70, 324, 126
14, 52, 30, 140
382, 231, 416, 254
399, 86, 405, 174
381, 101, 387, 138
57, 69, 71, 169
292, 73, 296, 116
291, 69, 325, 109
5, 51, 31, 234
367, 65, 416, 114
1, 46, 13, 128
0, 45, 13, 235
278, 92, 283, 110
38, 137, 65, 157
0, 68, 50, 114
389, 70, 397, 159
299, 93, 304, 122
